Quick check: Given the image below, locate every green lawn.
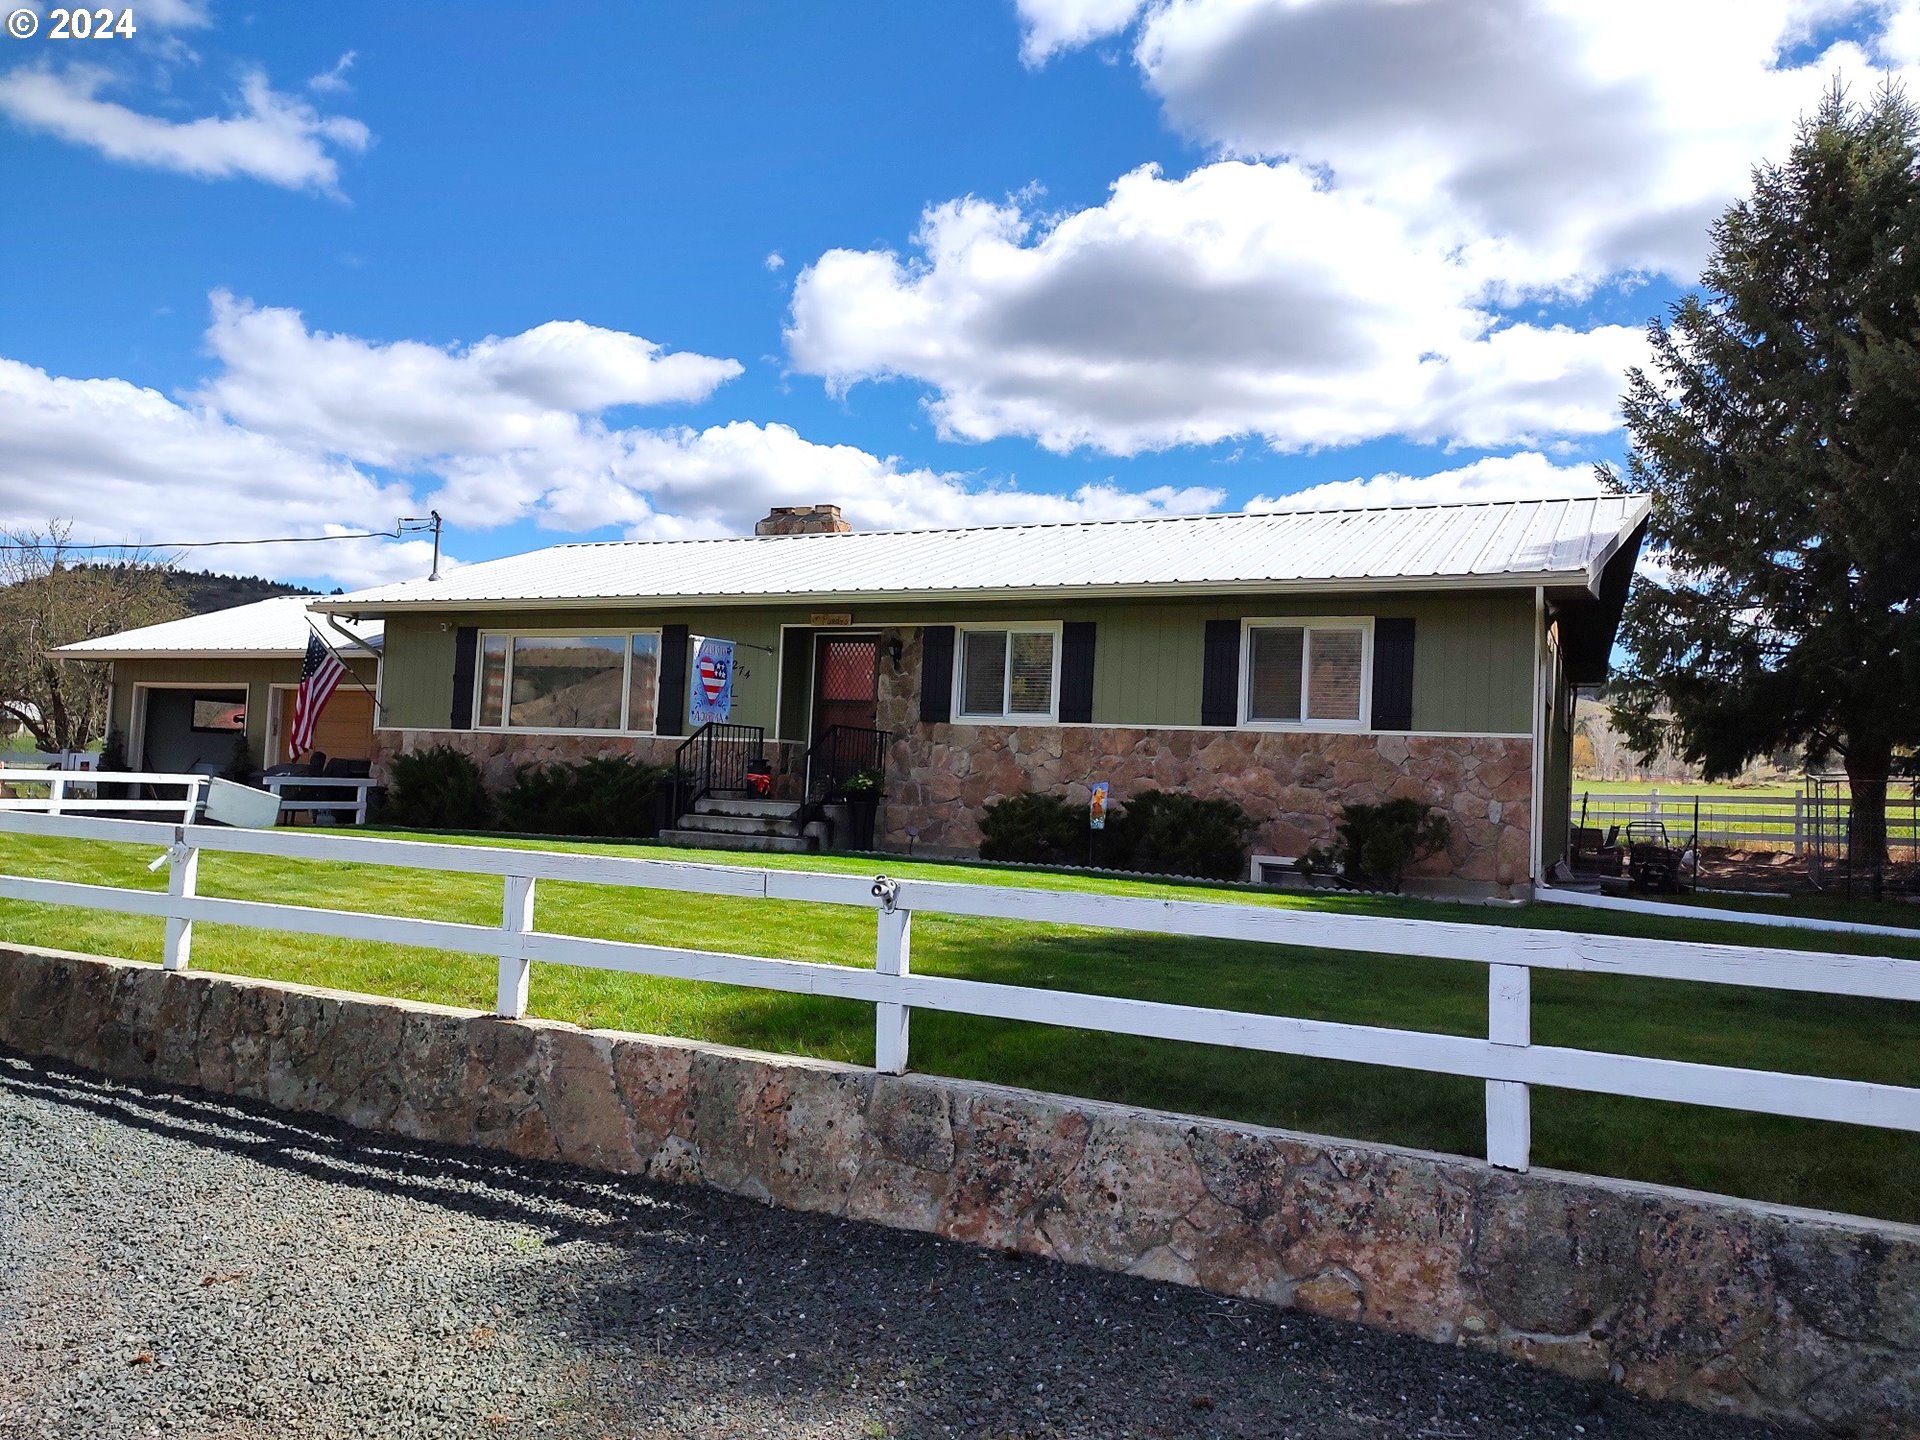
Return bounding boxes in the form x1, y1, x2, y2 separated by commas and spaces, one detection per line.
1, 827, 1916, 1223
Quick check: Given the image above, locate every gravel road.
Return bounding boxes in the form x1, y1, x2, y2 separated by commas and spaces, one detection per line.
0, 1049, 1802, 1440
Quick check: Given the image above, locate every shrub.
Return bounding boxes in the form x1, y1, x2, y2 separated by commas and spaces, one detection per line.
496, 756, 670, 838
383, 745, 494, 830
1102, 788, 1257, 881
1297, 798, 1451, 892
838, 767, 884, 800
979, 791, 1088, 865
220, 735, 259, 786
96, 728, 130, 801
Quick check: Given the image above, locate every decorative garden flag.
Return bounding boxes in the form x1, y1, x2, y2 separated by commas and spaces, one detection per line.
689, 636, 735, 725
1088, 781, 1110, 830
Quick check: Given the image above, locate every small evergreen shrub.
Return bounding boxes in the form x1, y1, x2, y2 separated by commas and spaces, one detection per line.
383, 745, 494, 830
1297, 798, 1451, 892
96, 729, 130, 801
496, 756, 670, 838
1102, 788, 1257, 880
220, 735, 259, 786
979, 791, 1088, 865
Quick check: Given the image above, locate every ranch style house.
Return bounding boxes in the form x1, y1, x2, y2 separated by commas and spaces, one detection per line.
300, 495, 1648, 894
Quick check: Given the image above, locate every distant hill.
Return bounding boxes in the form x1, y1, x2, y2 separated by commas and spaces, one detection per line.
60, 564, 330, 617
162, 569, 318, 616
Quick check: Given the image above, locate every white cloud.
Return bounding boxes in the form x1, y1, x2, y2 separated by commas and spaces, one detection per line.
0, 356, 431, 586
307, 51, 355, 95
794, 1, 1912, 458
1015, 0, 1147, 64
0, 300, 1224, 589
192, 294, 745, 466
764, 250, 785, 271
564, 421, 1223, 538
1247, 451, 1604, 511
1030, 0, 1906, 288
788, 161, 1647, 455
0, 63, 370, 192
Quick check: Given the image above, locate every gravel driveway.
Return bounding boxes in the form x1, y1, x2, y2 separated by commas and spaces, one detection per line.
0, 1049, 1801, 1440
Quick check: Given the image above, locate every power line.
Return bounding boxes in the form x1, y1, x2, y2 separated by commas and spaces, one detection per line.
0, 520, 440, 553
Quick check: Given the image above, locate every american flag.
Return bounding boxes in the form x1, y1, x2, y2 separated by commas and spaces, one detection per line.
289, 632, 346, 758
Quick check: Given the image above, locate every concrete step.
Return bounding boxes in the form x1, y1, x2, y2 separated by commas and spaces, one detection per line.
674, 812, 805, 838
693, 796, 803, 820
659, 828, 818, 854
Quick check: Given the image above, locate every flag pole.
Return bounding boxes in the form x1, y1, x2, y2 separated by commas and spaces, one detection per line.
304, 619, 379, 699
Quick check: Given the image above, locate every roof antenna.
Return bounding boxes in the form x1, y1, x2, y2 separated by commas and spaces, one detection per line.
401, 511, 443, 581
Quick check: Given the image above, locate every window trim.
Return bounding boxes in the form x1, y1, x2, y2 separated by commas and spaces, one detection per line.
1237, 615, 1375, 732
473, 627, 664, 736
952, 621, 1064, 725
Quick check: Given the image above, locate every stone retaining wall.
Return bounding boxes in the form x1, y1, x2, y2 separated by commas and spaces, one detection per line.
1, 945, 1913, 1435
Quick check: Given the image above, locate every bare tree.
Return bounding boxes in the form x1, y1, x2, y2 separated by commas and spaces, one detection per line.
0, 524, 181, 752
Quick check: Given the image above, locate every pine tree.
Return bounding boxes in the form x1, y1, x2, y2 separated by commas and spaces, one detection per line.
1609, 84, 1920, 866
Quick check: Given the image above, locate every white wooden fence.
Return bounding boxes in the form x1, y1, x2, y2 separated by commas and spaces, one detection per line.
0, 769, 207, 824
0, 810, 1915, 1175
260, 773, 380, 825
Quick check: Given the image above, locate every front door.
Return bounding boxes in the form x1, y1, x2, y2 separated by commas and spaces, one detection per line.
811, 634, 879, 739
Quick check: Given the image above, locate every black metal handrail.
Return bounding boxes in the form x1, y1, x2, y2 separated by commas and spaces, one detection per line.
803, 724, 893, 802
673, 721, 768, 814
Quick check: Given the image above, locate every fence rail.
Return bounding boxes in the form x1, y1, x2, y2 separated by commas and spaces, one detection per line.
260, 773, 379, 825
0, 769, 207, 823
0, 810, 1915, 1173
1575, 790, 1920, 856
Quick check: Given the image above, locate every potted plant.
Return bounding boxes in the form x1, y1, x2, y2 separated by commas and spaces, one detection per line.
837, 767, 883, 851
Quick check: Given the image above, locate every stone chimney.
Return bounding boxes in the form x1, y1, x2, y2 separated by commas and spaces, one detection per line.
754, 504, 851, 536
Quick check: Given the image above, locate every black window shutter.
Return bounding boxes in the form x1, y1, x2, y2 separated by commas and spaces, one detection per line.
1372, 618, 1416, 731
920, 626, 955, 724
449, 627, 478, 728
1059, 622, 1096, 723
1200, 619, 1241, 727
658, 625, 689, 735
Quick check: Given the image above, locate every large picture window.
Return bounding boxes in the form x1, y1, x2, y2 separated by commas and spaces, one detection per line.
956, 624, 1059, 722
1241, 618, 1371, 729
475, 630, 662, 733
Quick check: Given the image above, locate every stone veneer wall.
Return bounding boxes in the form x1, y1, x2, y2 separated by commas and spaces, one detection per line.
870, 626, 1533, 887
371, 729, 808, 802
3, 945, 1913, 1436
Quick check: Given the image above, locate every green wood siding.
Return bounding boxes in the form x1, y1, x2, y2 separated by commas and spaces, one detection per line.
370, 589, 1537, 737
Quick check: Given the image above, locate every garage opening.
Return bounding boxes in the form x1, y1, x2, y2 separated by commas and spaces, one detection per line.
140, 689, 248, 775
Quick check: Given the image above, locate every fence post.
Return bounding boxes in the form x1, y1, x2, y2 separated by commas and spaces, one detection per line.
162, 837, 199, 972
1793, 795, 1805, 855
1485, 963, 1530, 1171
497, 875, 536, 1018
874, 896, 911, 1075
47, 775, 64, 817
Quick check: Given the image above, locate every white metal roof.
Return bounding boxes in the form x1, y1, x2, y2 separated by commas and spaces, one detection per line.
316, 495, 1651, 614
56, 595, 383, 660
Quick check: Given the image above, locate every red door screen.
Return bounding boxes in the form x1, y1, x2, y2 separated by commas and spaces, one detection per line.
812, 636, 879, 736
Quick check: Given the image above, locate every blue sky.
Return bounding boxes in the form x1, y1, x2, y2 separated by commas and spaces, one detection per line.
0, 0, 1906, 590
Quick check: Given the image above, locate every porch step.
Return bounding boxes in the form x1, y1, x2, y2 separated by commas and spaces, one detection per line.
674, 812, 806, 838
693, 796, 803, 820
659, 828, 818, 854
